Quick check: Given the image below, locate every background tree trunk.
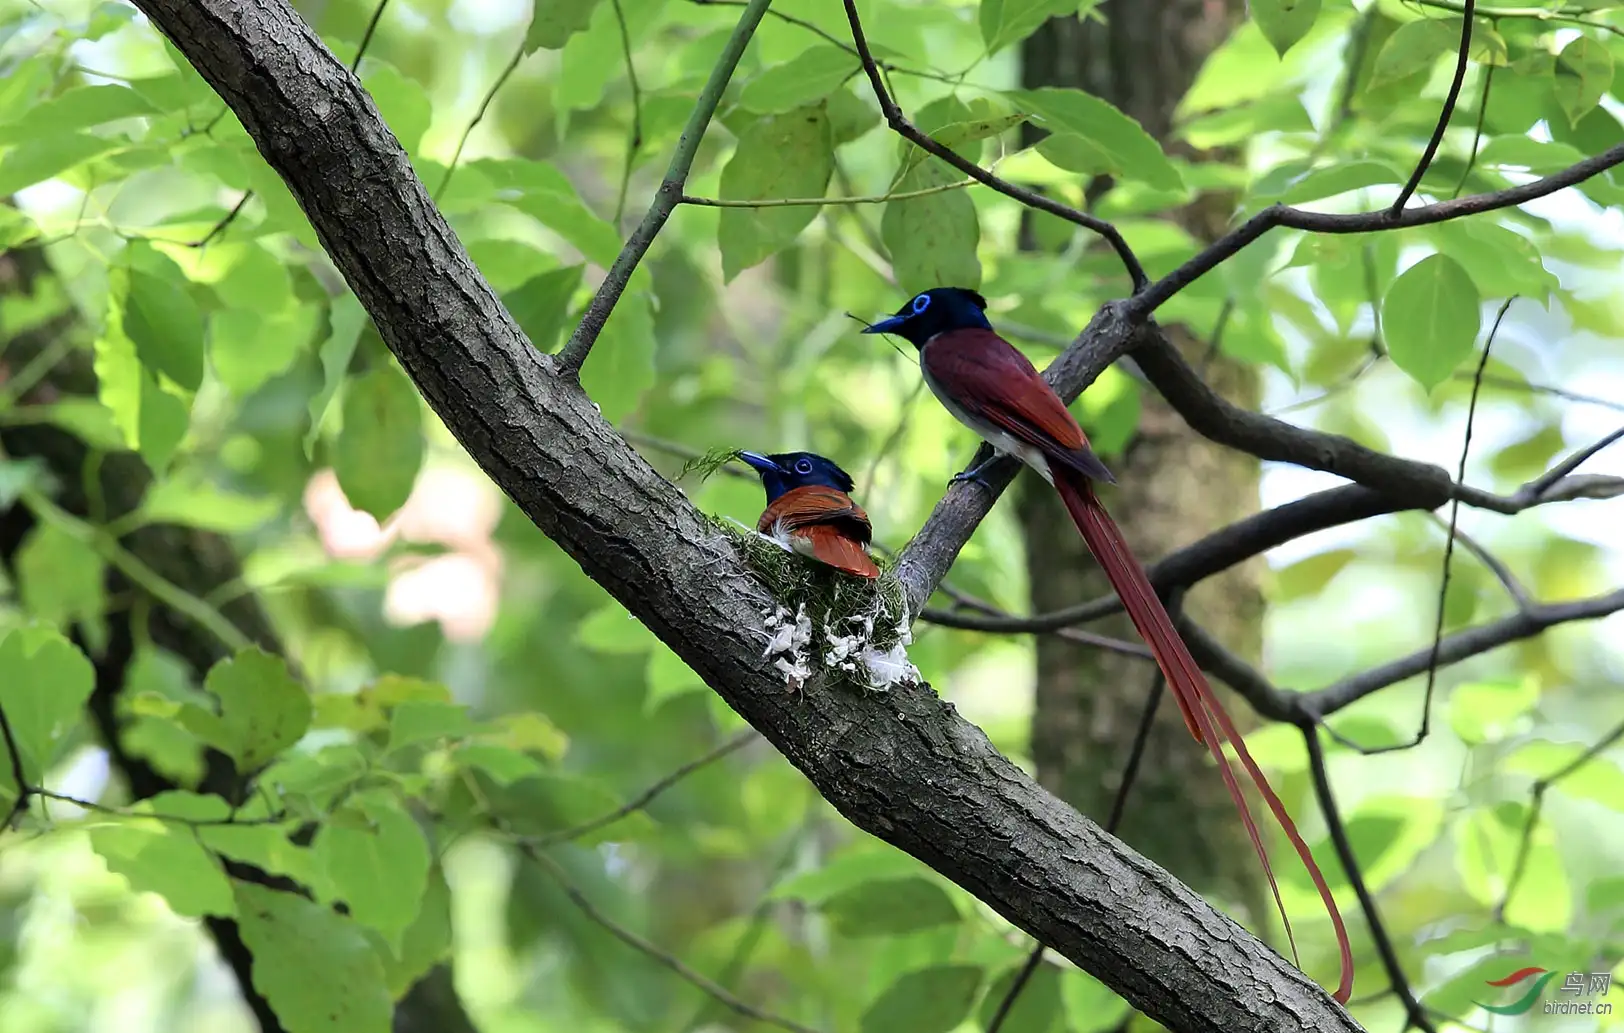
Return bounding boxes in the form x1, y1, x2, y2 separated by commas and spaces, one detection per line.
1018, 0, 1273, 928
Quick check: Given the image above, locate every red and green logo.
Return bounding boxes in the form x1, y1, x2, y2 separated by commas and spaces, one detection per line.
1475, 967, 1557, 1015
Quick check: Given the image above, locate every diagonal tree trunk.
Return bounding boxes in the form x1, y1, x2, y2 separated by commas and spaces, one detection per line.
1018, 0, 1273, 929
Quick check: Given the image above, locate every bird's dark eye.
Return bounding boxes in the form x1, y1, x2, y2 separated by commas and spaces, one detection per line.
794, 459, 814, 475
911, 293, 931, 314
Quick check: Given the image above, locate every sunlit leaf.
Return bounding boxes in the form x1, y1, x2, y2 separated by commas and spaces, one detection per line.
1381, 253, 1481, 391
233, 881, 393, 1033
387, 700, 475, 752
1278, 160, 1404, 205
1448, 676, 1539, 744
305, 292, 368, 456
0, 626, 95, 797
979, 0, 1075, 55
313, 791, 432, 952
524, 0, 605, 54
1250, 0, 1321, 58
359, 59, 431, 155
15, 522, 105, 639
368, 864, 454, 997
90, 818, 236, 919
0, 131, 119, 195
123, 243, 205, 392
202, 647, 312, 771
1553, 37, 1612, 126
0, 84, 157, 144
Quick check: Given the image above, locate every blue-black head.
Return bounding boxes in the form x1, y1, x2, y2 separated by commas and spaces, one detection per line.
737, 450, 855, 503
861, 287, 992, 348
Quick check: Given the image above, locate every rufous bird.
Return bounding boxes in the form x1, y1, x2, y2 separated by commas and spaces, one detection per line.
863, 287, 1353, 1003
738, 450, 881, 579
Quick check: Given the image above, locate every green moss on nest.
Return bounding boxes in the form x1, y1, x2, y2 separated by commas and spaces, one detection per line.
703, 513, 917, 691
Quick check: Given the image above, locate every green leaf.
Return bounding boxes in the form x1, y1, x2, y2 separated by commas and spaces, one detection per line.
644, 644, 707, 713
209, 303, 319, 395
819, 876, 961, 937
233, 881, 393, 1033
387, 700, 475, 753
1060, 970, 1132, 1033
881, 157, 980, 295
860, 965, 983, 1033
15, 521, 105, 636
979, 0, 1075, 55
1425, 219, 1557, 302
1278, 160, 1404, 205
199, 824, 317, 886
1504, 741, 1624, 808
471, 159, 624, 269
717, 106, 835, 280
580, 288, 656, 422
738, 47, 860, 113
1553, 37, 1612, 126
0, 131, 119, 195
333, 361, 424, 522
368, 864, 453, 997
503, 264, 583, 355
978, 960, 1062, 1033
305, 292, 368, 457
1366, 17, 1456, 93
359, 59, 431, 155
524, 0, 605, 53
1272, 548, 1357, 601
203, 647, 312, 771
1250, 0, 1321, 58
123, 244, 205, 393
1381, 253, 1481, 391
0, 84, 158, 144
827, 88, 880, 145
576, 602, 659, 654
136, 470, 279, 533
1011, 88, 1182, 192
770, 846, 925, 903
1448, 676, 1538, 744
453, 743, 547, 785
0, 626, 95, 790
481, 773, 656, 844
313, 791, 432, 951
89, 818, 236, 919
895, 109, 1028, 183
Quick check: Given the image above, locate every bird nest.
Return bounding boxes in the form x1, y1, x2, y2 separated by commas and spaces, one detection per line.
702, 512, 920, 694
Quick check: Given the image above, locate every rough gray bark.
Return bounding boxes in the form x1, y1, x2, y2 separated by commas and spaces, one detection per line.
122, 1, 1370, 1029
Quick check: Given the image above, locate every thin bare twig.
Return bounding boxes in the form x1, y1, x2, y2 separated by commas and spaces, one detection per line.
1496, 716, 1624, 921
557, 0, 774, 375
520, 843, 822, 1033
611, 0, 643, 226
840, 0, 1149, 292
1451, 64, 1494, 199
1333, 297, 1510, 754
1524, 423, 1624, 501
1302, 727, 1436, 1032
1391, 0, 1474, 213
1425, 512, 1532, 611
435, 43, 525, 202
526, 730, 757, 847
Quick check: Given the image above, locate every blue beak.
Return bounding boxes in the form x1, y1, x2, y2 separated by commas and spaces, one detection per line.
737, 451, 781, 474
862, 314, 909, 335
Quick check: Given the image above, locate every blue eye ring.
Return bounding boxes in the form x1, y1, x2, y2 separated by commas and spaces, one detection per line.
911, 293, 931, 314
794, 458, 814, 474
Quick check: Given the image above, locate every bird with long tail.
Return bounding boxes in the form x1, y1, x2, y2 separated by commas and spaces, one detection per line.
738, 450, 881, 579
862, 287, 1354, 1003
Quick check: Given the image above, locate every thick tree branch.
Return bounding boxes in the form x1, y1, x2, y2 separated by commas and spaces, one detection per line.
128, 3, 1364, 1028
555, 0, 772, 375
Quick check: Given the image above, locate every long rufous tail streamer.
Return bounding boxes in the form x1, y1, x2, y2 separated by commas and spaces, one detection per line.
1053, 466, 1355, 1004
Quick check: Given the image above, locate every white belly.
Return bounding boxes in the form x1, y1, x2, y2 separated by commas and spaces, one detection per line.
919, 360, 1054, 485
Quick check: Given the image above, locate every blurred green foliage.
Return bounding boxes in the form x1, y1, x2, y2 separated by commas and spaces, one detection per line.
0, 0, 1622, 1031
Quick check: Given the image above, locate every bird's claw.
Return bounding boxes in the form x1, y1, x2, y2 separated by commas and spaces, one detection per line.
949, 463, 996, 493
